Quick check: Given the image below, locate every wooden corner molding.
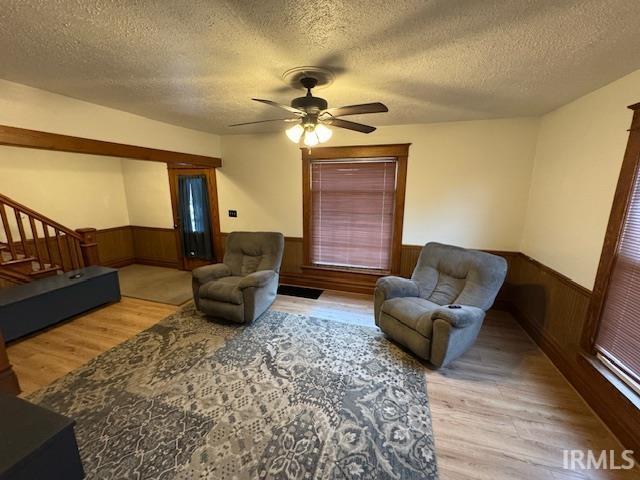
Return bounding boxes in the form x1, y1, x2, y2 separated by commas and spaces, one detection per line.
628, 104, 640, 132
0, 124, 222, 168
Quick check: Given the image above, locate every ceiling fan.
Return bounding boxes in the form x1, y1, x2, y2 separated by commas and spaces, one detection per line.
229, 76, 388, 147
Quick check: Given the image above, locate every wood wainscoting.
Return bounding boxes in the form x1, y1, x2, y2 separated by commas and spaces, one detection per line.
131, 226, 180, 268
96, 226, 179, 269
96, 226, 135, 267
506, 253, 640, 453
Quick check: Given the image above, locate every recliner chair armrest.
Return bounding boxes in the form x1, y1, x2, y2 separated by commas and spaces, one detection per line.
238, 270, 276, 289
431, 305, 485, 328
192, 263, 231, 284
375, 276, 419, 300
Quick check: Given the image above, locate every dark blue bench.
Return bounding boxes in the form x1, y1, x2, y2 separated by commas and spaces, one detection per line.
0, 266, 121, 342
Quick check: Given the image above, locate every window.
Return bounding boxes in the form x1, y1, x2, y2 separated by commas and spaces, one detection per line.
588, 102, 640, 396
302, 144, 409, 274
594, 166, 640, 393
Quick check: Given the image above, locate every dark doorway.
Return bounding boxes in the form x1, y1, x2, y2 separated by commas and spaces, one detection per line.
168, 167, 222, 270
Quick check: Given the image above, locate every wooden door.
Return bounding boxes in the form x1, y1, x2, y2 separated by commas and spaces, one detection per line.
168, 167, 222, 270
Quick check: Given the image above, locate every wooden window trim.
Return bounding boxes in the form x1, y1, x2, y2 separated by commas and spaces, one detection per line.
582, 103, 640, 395
581, 103, 640, 410
301, 143, 410, 275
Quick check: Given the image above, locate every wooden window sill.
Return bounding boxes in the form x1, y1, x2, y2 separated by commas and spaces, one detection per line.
301, 264, 389, 278
579, 352, 640, 410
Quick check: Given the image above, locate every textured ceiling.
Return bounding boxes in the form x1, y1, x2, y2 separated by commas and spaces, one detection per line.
2, 0, 640, 134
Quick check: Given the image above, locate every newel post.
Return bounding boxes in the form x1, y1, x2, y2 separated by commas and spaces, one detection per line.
76, 228, 100, 266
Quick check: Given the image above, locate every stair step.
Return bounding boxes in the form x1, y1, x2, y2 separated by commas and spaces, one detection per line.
29, 267, 62, 279
1, 256, 35, 267
0, 267, 31, 284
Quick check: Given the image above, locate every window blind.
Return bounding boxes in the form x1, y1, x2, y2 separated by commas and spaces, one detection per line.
595, 164, 640, 387
310, 158, 397, 271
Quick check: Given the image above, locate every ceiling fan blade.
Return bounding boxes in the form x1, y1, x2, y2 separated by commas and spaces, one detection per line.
252, 98, 304, 115
228, 118, 299, 127
326, 118, 376, 134
321, 102, 388, 118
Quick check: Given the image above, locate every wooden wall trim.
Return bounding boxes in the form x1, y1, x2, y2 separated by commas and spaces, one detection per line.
517, 252, 592, 297
128, 225, 176, 232
0, 124, 222, 168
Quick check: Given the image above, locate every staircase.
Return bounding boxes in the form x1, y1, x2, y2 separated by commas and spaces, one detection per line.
0, 193, 99, 285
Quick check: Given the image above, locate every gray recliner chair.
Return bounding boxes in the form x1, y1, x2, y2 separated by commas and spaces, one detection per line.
192, 232, 284, 324
375, 242, 507, 367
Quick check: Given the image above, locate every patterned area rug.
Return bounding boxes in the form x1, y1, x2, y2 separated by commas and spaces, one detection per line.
28, 305, 438, 479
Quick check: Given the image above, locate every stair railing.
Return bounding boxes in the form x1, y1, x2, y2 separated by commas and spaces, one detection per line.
0, 193, 99, 276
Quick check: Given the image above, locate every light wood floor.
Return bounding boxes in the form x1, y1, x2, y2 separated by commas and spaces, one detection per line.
7, 293, 638, 479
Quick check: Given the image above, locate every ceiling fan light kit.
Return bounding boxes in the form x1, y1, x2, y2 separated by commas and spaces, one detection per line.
230, 67, 388, 147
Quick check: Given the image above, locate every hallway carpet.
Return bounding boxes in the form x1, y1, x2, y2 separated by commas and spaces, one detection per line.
118, 264, 192, 305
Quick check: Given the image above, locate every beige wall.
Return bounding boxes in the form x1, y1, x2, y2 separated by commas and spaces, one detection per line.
218, 118, 540, 250
121, 160, 174, 228
521, 69, 640, 289
0, 79, 220, 230
0, 147, 129, 231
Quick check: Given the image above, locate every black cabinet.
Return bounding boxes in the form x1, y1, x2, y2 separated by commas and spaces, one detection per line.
0, 393, 84, 479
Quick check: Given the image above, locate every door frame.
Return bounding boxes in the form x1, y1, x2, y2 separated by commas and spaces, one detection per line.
167, 165, 223, 270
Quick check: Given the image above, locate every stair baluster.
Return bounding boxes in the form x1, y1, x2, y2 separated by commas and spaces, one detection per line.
28, 216, 45, 271
0, 205, 17, 261
14, 210, 29, 257
41, 223, 54, 266
54, 230, 66, 270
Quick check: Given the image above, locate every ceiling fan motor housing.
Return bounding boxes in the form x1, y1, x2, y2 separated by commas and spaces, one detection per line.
291, 76, 328, 113
291, 95, 327, 113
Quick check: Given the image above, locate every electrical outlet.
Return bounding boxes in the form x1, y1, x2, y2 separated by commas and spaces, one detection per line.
228, 210, 237, 218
